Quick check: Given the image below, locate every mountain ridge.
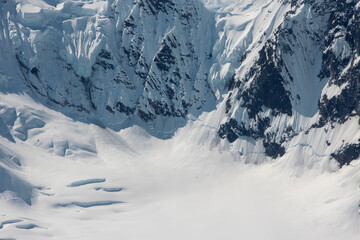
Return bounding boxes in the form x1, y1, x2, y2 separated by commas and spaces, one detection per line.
0, 1, 360, 238
0, 0, 359, 168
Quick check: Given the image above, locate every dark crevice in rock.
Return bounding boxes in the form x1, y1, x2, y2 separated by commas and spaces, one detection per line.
115, 102, 135, 115
331, 143, 360, 167
154, 44, 176, 72
263, 140, 285, 159
218, 117, 270, 143
105, 105, 115, 114
80, 77, 96, 110
137, 109, 156, 122
139, 0, 175, 15
241, 42, 293, 118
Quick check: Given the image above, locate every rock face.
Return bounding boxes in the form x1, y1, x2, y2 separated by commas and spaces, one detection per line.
1, 0, 215, 136
216, 0, 360, 166
318, 0, 360, 126
0, 0, 359, 167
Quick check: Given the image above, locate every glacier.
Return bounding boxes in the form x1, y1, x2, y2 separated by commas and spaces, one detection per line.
0, 93, 359, 239
0, 0, 360, 239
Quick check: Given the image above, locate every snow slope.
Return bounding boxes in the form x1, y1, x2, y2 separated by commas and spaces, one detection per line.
0, 93, 359, 240
0, 0, 360, 239
1, 0, 358, 165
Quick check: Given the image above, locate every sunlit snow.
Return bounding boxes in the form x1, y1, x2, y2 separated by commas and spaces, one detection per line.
0, 0, 360, 239
0, 94, 359, 240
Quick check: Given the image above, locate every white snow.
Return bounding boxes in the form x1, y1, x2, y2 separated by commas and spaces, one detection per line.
0, 93, 359, 240
202, 0, 238, 11
209, 0, 291, 92
0, 1, 360, 239
332, 37, 351, 60
322, 82, 348, 100
13, 0, 110, 77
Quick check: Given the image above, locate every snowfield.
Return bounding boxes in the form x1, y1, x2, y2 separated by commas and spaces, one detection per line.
0, 93, 360, 240
0, 0, 360, 239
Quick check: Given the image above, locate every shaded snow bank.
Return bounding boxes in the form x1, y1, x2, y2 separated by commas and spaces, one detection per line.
0, 164, 33, 205
0, 145, 32, 205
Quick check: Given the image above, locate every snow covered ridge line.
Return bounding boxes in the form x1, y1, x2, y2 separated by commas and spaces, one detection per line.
0, 0, 359, 168
216, 0, 360, 166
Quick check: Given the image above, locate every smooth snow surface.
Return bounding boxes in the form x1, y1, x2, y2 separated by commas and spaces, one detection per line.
202, 0, 237, 10
0, 94, 360, 240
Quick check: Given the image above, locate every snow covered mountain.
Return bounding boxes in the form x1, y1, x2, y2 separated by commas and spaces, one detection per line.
0, 0, 216, 136
216, 0, 360, 165
1, 0, 358, 163
0, 0, 360, 239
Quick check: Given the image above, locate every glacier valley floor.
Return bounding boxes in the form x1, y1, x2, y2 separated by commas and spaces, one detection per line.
0, 94, 360, 240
